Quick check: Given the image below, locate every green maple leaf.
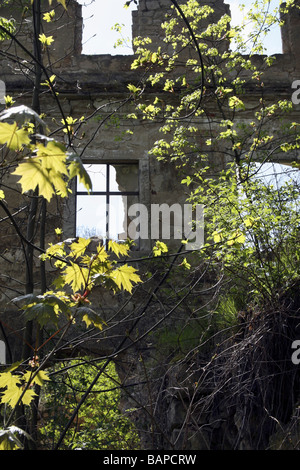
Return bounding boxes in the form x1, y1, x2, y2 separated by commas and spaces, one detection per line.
51, 171, 68, 198
96, 244, 109, 262
39, 33, 54, 46
112, 264, 142, 293
153, 241, 168, 257
12, 149, 68, 201
63, 262, 89, 292
0, 122, 30, 150
67, 153, 92, 192
36, 141, 68, 175
19, 292, 71, 327
70, 237, 90, 259
12, 140, 69, 201
1, 385, 36, 408
77, 306, 105, 330
43, 10, 55, 22
12, 158, 55, 201
23, 370, 50, 387
23, 301, 59, 328
108, 240, 130, 258
0, 371, 22, 390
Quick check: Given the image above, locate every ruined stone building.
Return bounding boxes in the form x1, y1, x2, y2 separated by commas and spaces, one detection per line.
0, 0, 300, 450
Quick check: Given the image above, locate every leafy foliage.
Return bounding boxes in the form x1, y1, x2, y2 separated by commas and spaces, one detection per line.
130, 0, 300, 305
38, 359, 140, 450
0, 122, 30, 150
0, 16, 15, 41
0, 0, 142, 450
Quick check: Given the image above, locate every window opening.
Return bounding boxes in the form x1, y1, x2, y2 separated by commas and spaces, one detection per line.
227, 0, 282, 55
76, 163, 139, 245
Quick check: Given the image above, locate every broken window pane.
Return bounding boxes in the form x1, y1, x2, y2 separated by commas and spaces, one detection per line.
77, 164, 107, 193
76, 163, 139, 244
110, 164, 139, 193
